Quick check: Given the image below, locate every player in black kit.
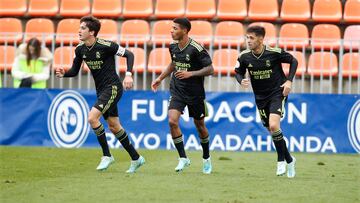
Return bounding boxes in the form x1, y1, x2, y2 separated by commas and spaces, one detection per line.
56, 16, 144, 173
235, 26, 297, 178
151, 18, 214, 174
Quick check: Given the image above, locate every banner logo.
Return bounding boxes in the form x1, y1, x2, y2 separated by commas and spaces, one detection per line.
347, 99, 360, 153
47, 90, 89, 148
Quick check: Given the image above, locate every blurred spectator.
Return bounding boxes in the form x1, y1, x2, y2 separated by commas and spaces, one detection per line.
12, 38, 52, 88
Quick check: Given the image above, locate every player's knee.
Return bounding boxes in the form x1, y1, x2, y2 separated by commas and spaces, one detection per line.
168, 118, 179, 129
88, 114, 98, 126
269, 123, 279, 133
108, 124, 117, 133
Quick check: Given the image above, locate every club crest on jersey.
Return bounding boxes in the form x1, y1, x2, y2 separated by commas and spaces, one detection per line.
96, 51, 101, 59
266, 60, 271, 67
185, 54, 190, 61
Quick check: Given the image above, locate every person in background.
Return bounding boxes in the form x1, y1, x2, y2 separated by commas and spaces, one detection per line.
12, 38, 52, 88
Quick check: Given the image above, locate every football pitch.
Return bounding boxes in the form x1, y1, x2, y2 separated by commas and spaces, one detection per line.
0, 147, 359, 203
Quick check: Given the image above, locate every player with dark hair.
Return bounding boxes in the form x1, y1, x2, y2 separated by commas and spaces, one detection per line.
56, 15, 145, 173
151, 18, 214, 174
235, 25, 297, 178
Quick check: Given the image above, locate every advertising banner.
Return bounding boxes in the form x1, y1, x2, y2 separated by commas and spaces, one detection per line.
0, 88, 359, 153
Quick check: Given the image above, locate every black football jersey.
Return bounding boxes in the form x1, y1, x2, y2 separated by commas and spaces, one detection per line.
169, 38, 212, 102
235, 46, 295, 101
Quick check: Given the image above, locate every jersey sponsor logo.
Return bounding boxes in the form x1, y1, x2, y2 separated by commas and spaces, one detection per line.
86, 60, 103, 69
174, 61, 191, 71
347, 100, 360, 153
249, 69, 272, 80
47, 90, 90, 148
96, 51, 101, 59
266, 60, 271, 67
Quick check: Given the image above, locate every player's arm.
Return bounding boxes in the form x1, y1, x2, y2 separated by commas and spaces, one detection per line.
111, 43, 135, 90
120, 49, 134, 90
280, 51, 298, 82
234, 56, 249, 88
279, 50, 298, 96
151, 62, 175, 92
56, 50, 82, 78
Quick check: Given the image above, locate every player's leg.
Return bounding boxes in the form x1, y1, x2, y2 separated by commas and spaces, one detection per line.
190, 100, 212, 174
107, 116, 145, 173
168, 97, 190, 172
194, 118, 213, 174
268, 113, 286, 176
88, 107, 114, 170
194, 118, 210, 159
258, 100, 286, 176
92, 85, 121, 170
269, 96, 295, 177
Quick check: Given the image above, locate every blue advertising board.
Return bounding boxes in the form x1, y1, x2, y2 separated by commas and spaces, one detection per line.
0, 88, 359, 153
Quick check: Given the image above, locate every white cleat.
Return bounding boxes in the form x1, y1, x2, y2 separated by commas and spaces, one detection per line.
202, 157, 212, 174
276, 161, 286, 176
96, 156, 115, 171
126, 156, 145, 173
287, 156, 296, 178
175, 157, 191, 172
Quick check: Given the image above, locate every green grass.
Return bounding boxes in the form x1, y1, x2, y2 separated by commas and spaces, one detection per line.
0, 147, 359, 203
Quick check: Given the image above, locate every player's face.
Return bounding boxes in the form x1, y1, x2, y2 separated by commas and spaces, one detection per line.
171, 23, 186, 40
79, 22, 94, 41
246, 33, 263, 50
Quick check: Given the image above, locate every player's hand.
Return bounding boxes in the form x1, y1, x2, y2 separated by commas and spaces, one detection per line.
123, 75, 133, 90
55, 67, 65, 78
281, 80, 292, 96
174, 71, 192, 79
151, 78, 162, 92
241, 78, 250, 88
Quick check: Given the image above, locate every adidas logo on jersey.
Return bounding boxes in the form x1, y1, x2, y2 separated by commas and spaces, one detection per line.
248, 63, 253, 67
99, 104, 104, 109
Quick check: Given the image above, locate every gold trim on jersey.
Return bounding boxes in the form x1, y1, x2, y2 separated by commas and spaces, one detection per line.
190, 39, 204, 52
266, 46, 281, 53
97, 38, 111, 47
102, 85, 117, 114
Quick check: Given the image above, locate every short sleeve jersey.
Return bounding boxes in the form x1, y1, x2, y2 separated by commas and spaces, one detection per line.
169, 38, 212, 103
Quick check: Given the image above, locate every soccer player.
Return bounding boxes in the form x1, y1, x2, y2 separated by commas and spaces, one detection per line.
235, 26, 297, 178
151, 18, 214, 174
55, 16, 145, 173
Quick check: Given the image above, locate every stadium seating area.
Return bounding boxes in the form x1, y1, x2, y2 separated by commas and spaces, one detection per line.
0, 0, 359, 85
